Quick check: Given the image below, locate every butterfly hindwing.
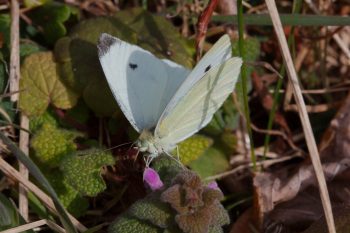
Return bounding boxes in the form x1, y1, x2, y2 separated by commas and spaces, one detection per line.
158, 35, 233, 122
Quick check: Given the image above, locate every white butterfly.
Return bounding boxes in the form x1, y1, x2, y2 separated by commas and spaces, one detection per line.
97, 33, 242, 165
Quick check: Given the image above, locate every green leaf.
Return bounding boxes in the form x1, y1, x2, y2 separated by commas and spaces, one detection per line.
232, 37, 260, 110
232, 37, 260, 77
31, 123, 80, 167
19, 52, 78, 117
114, 8, 193, 67
29, 2, 73, 44
29, 109, 58, 133
27, 192, 50, 220
0, 193, 35, 232
83, 77, 120, 117
151, 156, 182, 186
0, 53, 6, 94
176, 135, 213, 165
0, 101, 16, 123
45, 171, 88, 217
108, 215, 161, 233
129, 194, 175, 228
60, 150, 115, 196
0, 14, 11, 49
20, 40, 43, 59
189, 147, 230, 179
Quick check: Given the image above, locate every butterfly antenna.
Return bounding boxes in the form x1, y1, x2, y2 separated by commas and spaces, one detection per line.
101, 142, 133, 153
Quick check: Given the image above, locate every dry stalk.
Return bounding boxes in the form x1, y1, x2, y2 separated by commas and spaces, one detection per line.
264, 1, 336, 232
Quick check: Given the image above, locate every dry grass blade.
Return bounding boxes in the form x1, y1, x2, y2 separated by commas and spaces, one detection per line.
0, 157, 87, 232
264, 1, 336, 233
1, 219, 66, 233
9, 0, 30, 221
9, 0, 19, 102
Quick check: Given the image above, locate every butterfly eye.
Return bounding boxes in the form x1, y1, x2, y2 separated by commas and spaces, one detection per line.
205, 65, 211, 72
129, 63, 138, 70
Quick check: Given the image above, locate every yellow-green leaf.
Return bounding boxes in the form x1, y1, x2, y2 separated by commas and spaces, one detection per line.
19, 52, 78, 116
176, 135, 213, 165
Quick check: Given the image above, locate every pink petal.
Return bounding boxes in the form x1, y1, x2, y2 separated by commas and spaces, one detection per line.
143, 168, 164, 191
207, 181, 219, 190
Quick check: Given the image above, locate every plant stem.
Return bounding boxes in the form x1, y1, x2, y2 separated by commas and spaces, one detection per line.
237, 0, 256, 169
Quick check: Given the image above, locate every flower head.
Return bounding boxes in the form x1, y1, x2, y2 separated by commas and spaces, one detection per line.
161, 170, 229, 233
143, 167, 164, 191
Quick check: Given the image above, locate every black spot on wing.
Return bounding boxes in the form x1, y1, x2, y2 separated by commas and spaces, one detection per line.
97, 33, 119, 57
205, 65, 211, 73
129, 63, 138, 70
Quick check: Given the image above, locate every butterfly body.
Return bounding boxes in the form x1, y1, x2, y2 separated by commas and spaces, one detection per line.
137, 130, 168, 155
97, 33, 242, 164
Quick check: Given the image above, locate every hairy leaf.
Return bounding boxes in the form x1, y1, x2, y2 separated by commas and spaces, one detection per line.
61, 150, 115, 196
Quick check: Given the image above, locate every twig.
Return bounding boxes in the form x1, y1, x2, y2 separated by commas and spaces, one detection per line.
9, 0, 20, 102
265, 1, 336, 233
19, 115, 29, 220
10, 0, 30, 221
0, 157, 87, 232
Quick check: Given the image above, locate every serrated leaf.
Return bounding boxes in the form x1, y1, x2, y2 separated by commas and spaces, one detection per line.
19, 52, 78, 116
129, 194, 175, 228
31, 123, 80, 167
45, 171, 88, 217
189, 147, 230, 179
176, 135, 213, 165
108, 215, 161, 233
60, 150, 115, 196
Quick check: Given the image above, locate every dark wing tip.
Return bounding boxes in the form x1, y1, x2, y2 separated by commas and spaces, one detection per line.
97, 33, 119, 57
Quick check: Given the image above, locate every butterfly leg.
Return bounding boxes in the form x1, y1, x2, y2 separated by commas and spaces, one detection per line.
176, 145, 180, 162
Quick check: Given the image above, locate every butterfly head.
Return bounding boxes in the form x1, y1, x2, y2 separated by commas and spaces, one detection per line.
136, 129, 163, 156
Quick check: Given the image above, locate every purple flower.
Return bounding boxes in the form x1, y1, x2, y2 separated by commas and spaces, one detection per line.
207, 181, 219, 190
143, 167, 164, 191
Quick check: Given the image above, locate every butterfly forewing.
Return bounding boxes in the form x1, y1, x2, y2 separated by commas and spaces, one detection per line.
98, 33, 189, 132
